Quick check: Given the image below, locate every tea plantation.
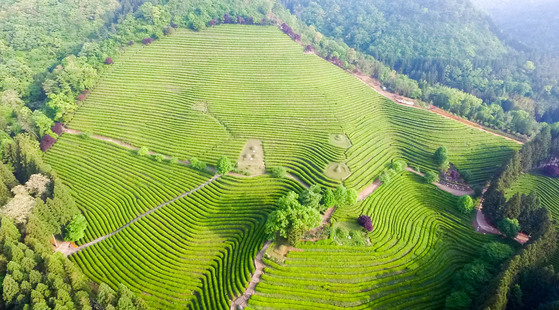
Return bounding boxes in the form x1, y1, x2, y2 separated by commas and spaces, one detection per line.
45, 25, 521, 309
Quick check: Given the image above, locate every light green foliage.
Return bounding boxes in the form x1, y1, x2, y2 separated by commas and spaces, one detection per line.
321, 188, 335, 208
424, 170, 440, 184
169, 156, 179, 164
153, 154, 165, 163
498, 218, 520, 238
456, 195, 475, 214
137, 146, 149, 156
2, 274, 19, 303
64, 214, 87, 242
270, 166, 287, 178
299, 185, 323, 211
391, 159, 407, 173
346, 188, 358, 206
31, 111, 54, 138
216, 156, 232, 175
265, 191, 321, 245
189, 157, 207, 171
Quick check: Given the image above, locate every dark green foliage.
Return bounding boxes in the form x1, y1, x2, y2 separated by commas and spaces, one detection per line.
445, 291, 471, 310
499, 218, 520, 238
435, 146, 449, 170
424, 171, 439, 184
270, 166, 287, 178
299, 184, 323, 211
63, 214, 87, 242
507, 266, 559, 310
216, 156, 232, 175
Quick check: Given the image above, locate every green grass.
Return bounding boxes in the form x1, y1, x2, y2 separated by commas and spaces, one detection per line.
44, 24, 522, 309
249, 172, 494, 309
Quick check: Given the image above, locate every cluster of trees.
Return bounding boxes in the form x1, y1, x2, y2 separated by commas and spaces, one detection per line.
445, 242, 514, 309
478, 126, 559, 308
266, 184, 357, 245
281, 0, 559, 138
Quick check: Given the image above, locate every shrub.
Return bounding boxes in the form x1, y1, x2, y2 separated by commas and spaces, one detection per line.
80, 131, 92, 139
543, 165, 559, 178
105, 57, 113, 65
460, 169, 473, 182
435, 146, 449, 167
169, 156, 179, 164
137, 146, 149, 156
128, 40, 134, 45
40, 134, 56, 152
77, 94, 86, 101
170, 22, 178, 28
189, 157, 207, 171
51, 123, 64, 135
270, 166, 286, 178
357, 215, 373, 232
142, 37, 154, 45
154, 154, 165, 162
456, 195, 475, 214
208, 19, 217, 26
424, 170, 439, 184
223, 14, 233, 24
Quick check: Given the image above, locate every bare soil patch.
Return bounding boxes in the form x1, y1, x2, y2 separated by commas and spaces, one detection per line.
236, 139, 265, 176
358, 179, 382, 201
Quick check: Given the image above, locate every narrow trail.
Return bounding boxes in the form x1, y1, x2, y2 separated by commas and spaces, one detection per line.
358, 179, 381, 201
405, 167, 475, 196
230, 240, 273, 310
59, 174, 221, 256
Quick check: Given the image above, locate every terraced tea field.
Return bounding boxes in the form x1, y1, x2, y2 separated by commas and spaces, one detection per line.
507, 172, 559, 266
69, 25, 519, 190
45, 24, 522, 309
249, 172, 492, 309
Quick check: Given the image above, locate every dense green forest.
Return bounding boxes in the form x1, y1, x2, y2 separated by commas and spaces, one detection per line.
282, 0, 559, 137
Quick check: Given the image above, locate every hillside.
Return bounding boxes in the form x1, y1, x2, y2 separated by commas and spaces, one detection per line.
44, 25, 520, 309
472, 0, 559, 55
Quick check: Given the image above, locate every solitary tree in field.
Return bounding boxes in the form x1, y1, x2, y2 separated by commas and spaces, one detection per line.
154, 154, 165, 162
357, 215, 373, 232
64, 214, 87, 242
216, 156, 232, 175
105, 57, 113, 65
456, 195, 475, 214
424, 171, 439, 184
190, 157, 207, 171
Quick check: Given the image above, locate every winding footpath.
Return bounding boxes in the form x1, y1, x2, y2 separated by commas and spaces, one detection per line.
57, 175, 221, 256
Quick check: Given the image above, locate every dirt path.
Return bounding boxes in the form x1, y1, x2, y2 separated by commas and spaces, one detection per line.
405, 167, 475, 196
358, 179, 382, 201
58, 175, 220, 256
350, 70, 523, 145
230, 240, 273, 310
474, 188, 530, 244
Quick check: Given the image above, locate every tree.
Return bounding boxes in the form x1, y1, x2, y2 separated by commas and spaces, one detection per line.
321, 188, 335, 208
98, 283, 116, 307
265, 191, 321, 246
105, 57, 114, 65
189, 157, 206, 171
333, 185, 347, 206
0, 217, 20, 245
2, 274, 19, 304
357, 215, 373, 231
64, 214, 87, 242
270, 166, 286, 178
346, 188, 358, 206
481, 242, 513, 266
543, 165, 559, 178
424, 171, 439, 184
499, 218, 520, 238
435, 146, 449, 170
25, 174, 51, 198
169, 156, 178, 164
391, 159, 407, 173
216, 156, 232, 175
39, 134, 56, 152
1, 185, 36, 224
299, 185, 323, 211
456, 195, 474, 214
31, 111, 54, 138
137, 146, 149, 156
